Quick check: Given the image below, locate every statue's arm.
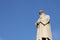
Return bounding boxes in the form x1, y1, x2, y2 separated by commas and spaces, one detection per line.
40, 15, 50, 25
35, 15, 50, 27
35, 18, 41, 27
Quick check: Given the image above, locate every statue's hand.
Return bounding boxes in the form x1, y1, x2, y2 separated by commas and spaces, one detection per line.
35, 22, 39, 28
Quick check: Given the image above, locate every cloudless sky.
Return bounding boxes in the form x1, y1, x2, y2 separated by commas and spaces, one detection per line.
0, 0, 60, 40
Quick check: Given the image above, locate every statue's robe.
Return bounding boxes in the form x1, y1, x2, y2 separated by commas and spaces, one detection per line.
35, 14, 52, 40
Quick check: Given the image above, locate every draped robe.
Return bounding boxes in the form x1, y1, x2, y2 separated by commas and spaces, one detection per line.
35, 14, 52, 40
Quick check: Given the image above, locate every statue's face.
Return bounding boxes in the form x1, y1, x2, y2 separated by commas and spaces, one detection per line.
39, 12, 45, 15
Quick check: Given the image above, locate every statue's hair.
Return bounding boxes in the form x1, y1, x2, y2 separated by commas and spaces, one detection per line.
39, 10, 44, 15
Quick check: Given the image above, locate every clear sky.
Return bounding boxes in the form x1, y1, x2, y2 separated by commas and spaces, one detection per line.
0, 0, 60, 40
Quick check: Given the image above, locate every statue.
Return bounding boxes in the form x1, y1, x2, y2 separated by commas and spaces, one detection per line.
35, 10, 52, 40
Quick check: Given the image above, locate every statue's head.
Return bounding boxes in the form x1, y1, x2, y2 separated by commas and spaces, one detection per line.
39, 10, 45, 15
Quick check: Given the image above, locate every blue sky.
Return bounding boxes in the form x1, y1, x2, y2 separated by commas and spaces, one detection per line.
0, 0, 60, 40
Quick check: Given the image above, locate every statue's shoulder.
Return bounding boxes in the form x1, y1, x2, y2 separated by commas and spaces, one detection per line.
45, 15, 50, 18
45, 15, 50, 19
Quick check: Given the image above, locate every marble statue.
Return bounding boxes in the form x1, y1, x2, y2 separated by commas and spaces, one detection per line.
35, 10, 52, 40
